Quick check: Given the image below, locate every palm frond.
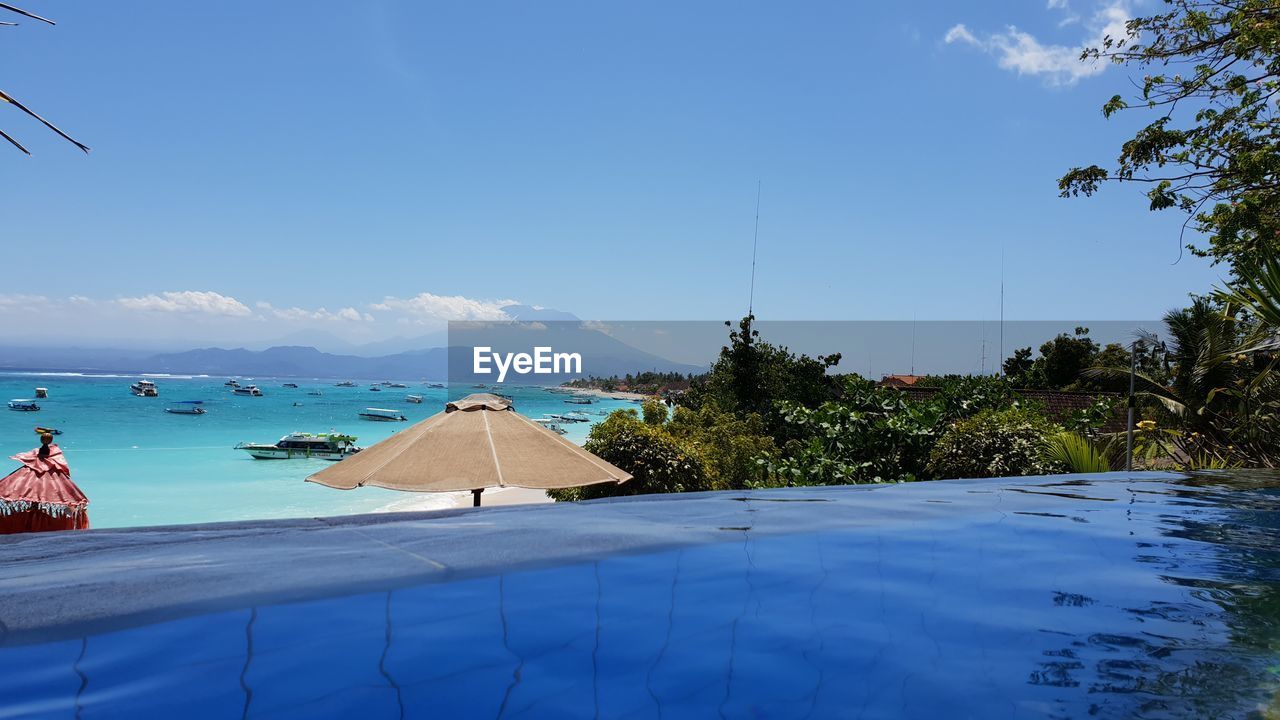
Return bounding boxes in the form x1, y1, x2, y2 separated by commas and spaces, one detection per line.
0, 89, 89, 153
0, 3, 53, 24
1046, 432, 1112, 473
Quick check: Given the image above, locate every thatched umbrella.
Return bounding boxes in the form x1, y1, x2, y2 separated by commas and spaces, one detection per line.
0, 432, 89, 534
307, 393, 630, 506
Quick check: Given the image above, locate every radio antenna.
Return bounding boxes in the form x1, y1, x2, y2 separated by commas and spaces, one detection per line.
748, 180, 761, 317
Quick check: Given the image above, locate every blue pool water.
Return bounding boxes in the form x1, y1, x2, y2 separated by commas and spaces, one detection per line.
0, 373, 635, 528
1, 472, 1278, 718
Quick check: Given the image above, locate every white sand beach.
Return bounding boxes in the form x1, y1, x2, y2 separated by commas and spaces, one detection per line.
372, 486, 553, 514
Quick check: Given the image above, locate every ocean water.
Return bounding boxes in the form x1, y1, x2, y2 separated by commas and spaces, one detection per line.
0, 373, 636, 528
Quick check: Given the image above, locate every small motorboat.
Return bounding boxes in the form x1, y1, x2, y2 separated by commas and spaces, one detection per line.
384, 382, 408, 388
307, 390, 324, 396
235, 432, 361, 460
165, 401, 206, 415
335, 381, 357, 387
564, 396, 593, 405
549, 411, 590, 423
34, 387, 48, 399
33, 426, 62, 436
369, 386, 382, 392
225, 379, 240, 387
426, 382, 445, 388
533, 418, 568, 435
282, 383, 299, 389
359, 407, 407, 422
8, 400, 39, 412
405, 394, 423, 404
232, 385, 264, 397
130, 380, 159, 397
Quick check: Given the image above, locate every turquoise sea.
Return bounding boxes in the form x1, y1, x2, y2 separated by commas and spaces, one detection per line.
0, 373, 637, 529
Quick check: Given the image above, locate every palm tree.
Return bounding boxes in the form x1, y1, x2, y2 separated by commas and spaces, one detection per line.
1, 3, 89, 155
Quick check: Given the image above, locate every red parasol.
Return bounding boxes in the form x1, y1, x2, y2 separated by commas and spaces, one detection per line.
0, 437, 89, 534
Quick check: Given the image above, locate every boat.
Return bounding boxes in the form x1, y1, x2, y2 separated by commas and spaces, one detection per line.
405, 394, 423, 404
472, 384, 486, 389
550, 411, 590, 423
564, 396, 593, 405
8, 400, 39, 412
532, 418, 568, 435
359, 408, 407, 422
165, 401, 206, 415
282, 383, 299, 389
232, 385, 264, 397
307, 390, 323, 396
426, 382, 445, 389
34, 387, 48, 399
235, 432, 362, 460
130, 380, 159, 397
224, 379, 240, 387
384, 382, 408, 388
33, 426, 62, 436
369, 386, 381, 392
335, 381, 357, 387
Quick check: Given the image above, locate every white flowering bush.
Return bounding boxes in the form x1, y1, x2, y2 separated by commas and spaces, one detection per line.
927, 408, 1066, 479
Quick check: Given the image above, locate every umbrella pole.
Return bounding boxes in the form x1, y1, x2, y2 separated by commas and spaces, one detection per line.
472, 488, 483, 507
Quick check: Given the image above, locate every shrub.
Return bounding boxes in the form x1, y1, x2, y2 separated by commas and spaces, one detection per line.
547, 411, 708, 501
927, 408, 1065, 479
666, 404, 780, 490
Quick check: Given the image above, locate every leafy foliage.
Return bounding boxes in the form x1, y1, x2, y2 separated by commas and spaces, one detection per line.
1058, 0, 1280, 271
1045, 432, 1113, 473
927, 408, 1066, 479
680, 315, 840, 442
547, 411, 708, 501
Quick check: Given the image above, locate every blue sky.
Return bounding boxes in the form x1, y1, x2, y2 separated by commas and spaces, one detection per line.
0, 0, 1223, 349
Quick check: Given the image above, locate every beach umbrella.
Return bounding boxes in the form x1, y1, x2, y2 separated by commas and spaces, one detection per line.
0, 433, 89, 534
307, 393, 630, 506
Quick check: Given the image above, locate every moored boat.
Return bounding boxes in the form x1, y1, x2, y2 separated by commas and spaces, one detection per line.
232, 385, 264, 397
235, 432, 361, 460
405, 394, 423, 404
33, 426, 62, 435
130, 380, 159, 397
359, 407, 407, 422
8, 400, 39, 412
34, 387, 48, 399
564, 396, 593, 404
225, 379, 240, 387
282, 383, 299, 388
165, 401, 206, 415
532, 418, 568, 435
335, 381, 357, 387
307, 390, 323, 396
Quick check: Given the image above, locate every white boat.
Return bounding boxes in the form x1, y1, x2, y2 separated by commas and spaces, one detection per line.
564, 396, 593, 404
8, 399, 39, 412
405, 394, 423, 404
426, 382, 445, 389
533, 418, 567, 435
359, 407, 407, 422
549, 411, 590, 423
131, 380, 159, 397
225, 379, 240, 387
165, 401, 206, 415
369, 386, 382, 392
34, 387, 48, 399
235, 432, 361, 460
232, 385, 264, 397
335, 381, 357, 387
307, 390, 324, 396
383, 382, 408, 388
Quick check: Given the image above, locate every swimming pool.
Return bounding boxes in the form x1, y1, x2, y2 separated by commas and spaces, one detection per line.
1, 471, 1278, 718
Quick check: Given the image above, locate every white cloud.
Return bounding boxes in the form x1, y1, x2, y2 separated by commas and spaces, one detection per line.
944, 1, 1129, 85
0, 294, 50, 313
259, 302, 372, 323
370, 292, 517, 324
117, 290, 252, 317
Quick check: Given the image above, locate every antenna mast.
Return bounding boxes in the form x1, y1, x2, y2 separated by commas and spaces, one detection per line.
999, 245, 1005, 374
748, 180, 761, 317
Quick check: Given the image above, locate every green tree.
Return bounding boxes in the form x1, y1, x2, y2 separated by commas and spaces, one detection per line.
1058, 0, 1280, 271
547, 411, 708, 501
681, 315, 840, 441
641, 397, 668, 425
1038, 327, 1100, 389
1002, 347, 1040, 387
